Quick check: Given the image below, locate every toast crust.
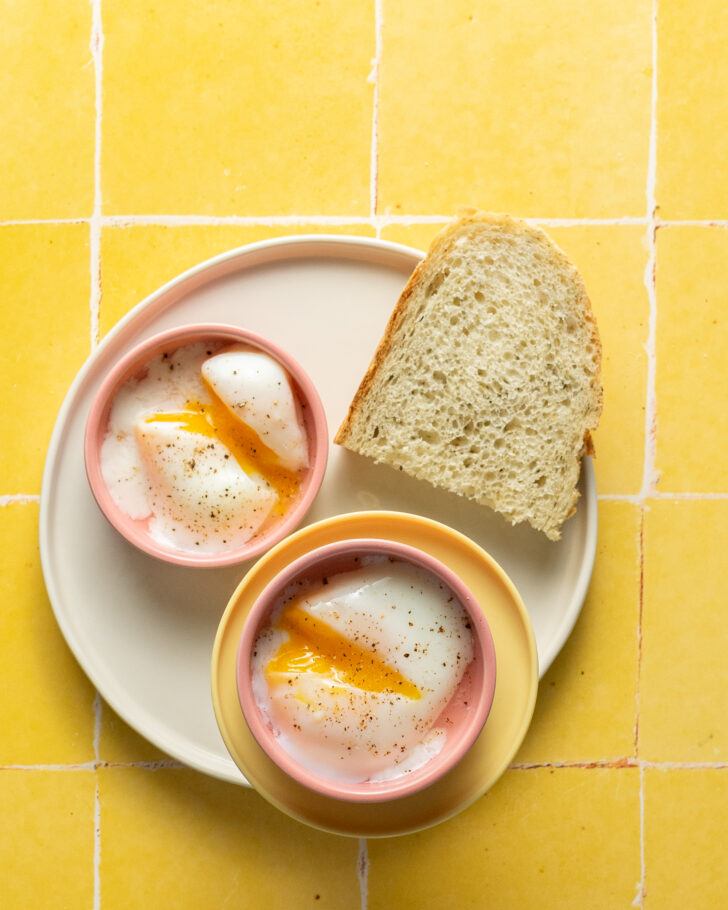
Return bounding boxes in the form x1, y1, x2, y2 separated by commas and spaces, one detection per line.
334, 210, 603, 539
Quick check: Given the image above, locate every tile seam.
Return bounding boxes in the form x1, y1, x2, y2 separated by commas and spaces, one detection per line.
357, 838, 369, 910
90, 2, 104, 903
368, 0, 382, 235
510, 760, 728, 770
0, 218, 91, 226
640, 0, 660, 503
633, 505, 646, 907
5, 214, 728, 227
634, 509, 646, 760
3, 759, 726, 771
0, 760, 186, 771
93, 692, 102, 910
634, 764, 646, 907
634, 7, 659, 905
89, 0, 104, 349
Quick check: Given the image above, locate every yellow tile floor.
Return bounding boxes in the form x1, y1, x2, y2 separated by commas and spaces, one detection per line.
2, 1, 727, 907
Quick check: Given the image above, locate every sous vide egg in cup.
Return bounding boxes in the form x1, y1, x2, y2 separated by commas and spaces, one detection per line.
236, 539, 497, 802
84, 324, 328, 567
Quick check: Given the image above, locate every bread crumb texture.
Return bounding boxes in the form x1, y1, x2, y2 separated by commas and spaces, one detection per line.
335, 212, 603, 540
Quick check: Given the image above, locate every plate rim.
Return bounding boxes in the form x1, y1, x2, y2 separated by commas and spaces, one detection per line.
39, 233, 596, 785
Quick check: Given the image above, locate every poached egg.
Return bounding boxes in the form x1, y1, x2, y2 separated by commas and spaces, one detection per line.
100, 342, 308, 553
251, 558, 475, 782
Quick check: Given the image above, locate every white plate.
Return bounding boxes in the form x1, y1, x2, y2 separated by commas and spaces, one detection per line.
40, 235, 597, 786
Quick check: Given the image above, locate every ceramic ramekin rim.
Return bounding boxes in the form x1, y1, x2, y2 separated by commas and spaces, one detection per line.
83, 322, 329, 568
236, 537, 497, 803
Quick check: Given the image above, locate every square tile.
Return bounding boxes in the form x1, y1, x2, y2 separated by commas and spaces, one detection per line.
655, 227, 728, 491
382, 223, 650, 495
657, 0, 728, 218
0, 504, 96, 765
98, 699, 168, 765
0, 225, 90, 493
546, 227, 649, 495
644, 768, 728, 909
102, 0, 374, 215
368, 767, 641, 909
515, 502, 640, 763
640, 499, 728, 762
377, 0, 652, 217
100, 223, 376, 336
0, 1, 94, 219
0, 770, 95, 909
99, 767, 359, 909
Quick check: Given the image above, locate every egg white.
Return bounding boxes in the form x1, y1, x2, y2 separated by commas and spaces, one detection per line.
252, 562, 474, 782
202, 350, 309, 471
136, 421, 277, 552
101, 342, 309, 553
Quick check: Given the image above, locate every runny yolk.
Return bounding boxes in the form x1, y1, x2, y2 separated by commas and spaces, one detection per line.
265, 603, 421, 700
144, 383, 301, 513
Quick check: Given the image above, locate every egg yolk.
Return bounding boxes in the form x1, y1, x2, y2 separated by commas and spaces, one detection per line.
144, 383, 301, 513
265, 602, 421, 700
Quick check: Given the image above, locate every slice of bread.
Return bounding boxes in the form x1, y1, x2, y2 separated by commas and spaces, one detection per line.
334, 211, 602, 540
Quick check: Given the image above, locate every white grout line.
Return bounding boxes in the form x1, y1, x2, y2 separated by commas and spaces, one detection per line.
528, 216, 647, 227
100, 213, 376, 227
640, 0, 660, 504
368, 0, 383, 232
5, 213, 728, 229
597, 493, 643, 504
633, 763, 646, 907
357, 838, 369, 910
90, 4, 104, 899
93, 691, 102, 910
641, 760, 728, 770
649, 491, 728, 500
657, 219, 728, 228
0, 763, 98, 771
635, 6, 659, 906
510, 759, 637, 770
0, 494, 41, 505
93, 691, 102, 763
89, 0, 104, 349
4, 758, 726, 772
0, 218, 90, 226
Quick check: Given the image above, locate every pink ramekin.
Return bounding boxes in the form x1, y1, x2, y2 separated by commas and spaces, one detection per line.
84, 323, 328, 568
236, 538, 497, 802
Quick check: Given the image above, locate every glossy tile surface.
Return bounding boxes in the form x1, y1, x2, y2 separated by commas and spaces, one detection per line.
640, 499, 728, 762
0, 225, 91, 493
369, 767, 641, 909
102, 0, 374, 214
99, 768, 359, 909
0, 504, 96, 764
644, 769, 728, 908
377, 0, 652, 217
658, 0, 728, 218
0, 771, 96, 909
0, 1, 94, 219
655, 227, 728, 491
515, 502, 640, 763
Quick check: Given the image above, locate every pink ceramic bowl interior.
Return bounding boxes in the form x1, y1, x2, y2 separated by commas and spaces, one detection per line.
84, 323, 328, 568
236, 538, 497, 803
